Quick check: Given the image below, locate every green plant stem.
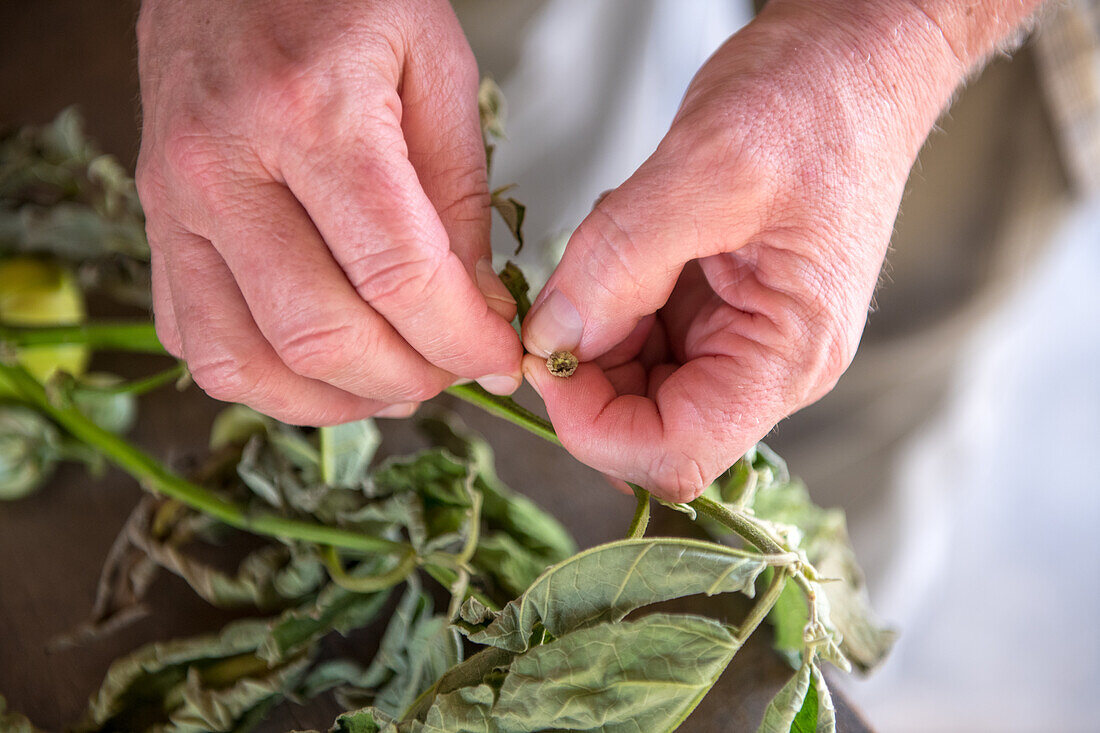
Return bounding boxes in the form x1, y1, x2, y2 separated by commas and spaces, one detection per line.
690, 494, 787, 556
320, 545, 418, 593
421, 562, 498, 610
626, 486, 650, 539
1, 320, 814, 602
735, 567, 790, 645
445, 383, 558, 445
0, 360, 408, 558
79, 362, 187, 397
0, 322, 167, 354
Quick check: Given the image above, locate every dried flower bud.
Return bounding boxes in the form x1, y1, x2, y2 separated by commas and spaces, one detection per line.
546, 351, 578, 378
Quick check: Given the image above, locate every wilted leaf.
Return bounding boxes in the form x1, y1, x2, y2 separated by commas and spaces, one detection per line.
751, 476, 896, 672
472, 532, 551, 597
421, 685, 496, 733
757, 656, 813, 733
468, 537, 768, 653
258, 582, 392, 664
319, 420, 381, 489
417, 415, 575, 562
79, 617, 289, 732
334, 581, 462, 719
489, 613, 740, 732
495, 262, 531, 323
490, 188, 525, 254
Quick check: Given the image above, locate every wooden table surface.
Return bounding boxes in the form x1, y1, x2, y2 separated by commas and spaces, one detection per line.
0, 3, 872, 729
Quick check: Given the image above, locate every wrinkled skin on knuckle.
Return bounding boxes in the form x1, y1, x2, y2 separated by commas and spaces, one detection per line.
269, 319, 356, 380
646, 449, 711, 505
349, 244, 443, 309
188, 353, 253, 404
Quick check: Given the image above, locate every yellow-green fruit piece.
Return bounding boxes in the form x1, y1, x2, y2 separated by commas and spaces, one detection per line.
0, 257, 89, 396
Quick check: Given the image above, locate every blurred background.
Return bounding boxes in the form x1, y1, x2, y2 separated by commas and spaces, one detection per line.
2, 1, 1098, 731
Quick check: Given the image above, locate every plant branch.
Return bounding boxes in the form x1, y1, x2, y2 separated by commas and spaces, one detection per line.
626, 486, 650, 539
445, 383, 558, 445
0, 360, 409, 558
320, 545, 418, 593
735, 567, 789, 645
0, 322, 168, 354
690, 494, 787, 556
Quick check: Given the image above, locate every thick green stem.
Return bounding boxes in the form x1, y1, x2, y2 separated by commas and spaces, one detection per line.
690, 494, 787, 556
735, 567, 790, 645
1, 320, 818, 613
0, 361, 408, 558
445, 383, 558, 445
626, 486, 650, 539
0, 322, 168, 354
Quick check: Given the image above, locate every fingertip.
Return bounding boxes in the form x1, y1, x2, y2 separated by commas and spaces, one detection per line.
522, 288, 583, 358
374, 401, 420, 419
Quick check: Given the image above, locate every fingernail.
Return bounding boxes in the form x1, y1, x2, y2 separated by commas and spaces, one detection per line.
375, 402, 418, 419
475, 258, 516, 320
523, 289, 582, 358
476, 373, 521, 396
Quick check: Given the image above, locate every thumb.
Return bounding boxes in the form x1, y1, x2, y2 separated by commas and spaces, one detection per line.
521, 147, 760, 361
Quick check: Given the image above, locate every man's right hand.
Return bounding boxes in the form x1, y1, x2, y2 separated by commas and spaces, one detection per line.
136, 0, 522, 425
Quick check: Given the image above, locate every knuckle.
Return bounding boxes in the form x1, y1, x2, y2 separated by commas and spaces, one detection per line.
161, 125, 226, 190
647, 449, 709, 504
433, 171, 490, 225
349, 245, 444, 307
188, 354, 251, 403
271, 320, 356, 379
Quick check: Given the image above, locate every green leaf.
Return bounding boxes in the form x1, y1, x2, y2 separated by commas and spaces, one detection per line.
472, 532, 552, 597
490, 189, 525, 254
351, 582, 462, 719
421, 685, 496, 733
756, 657, 813, 733
751, 476, 895, 671
319, 419, 381, 489
495, 262, 531, 323
467, 537, 769, 653
417, 415, 575, 561
490, 613, 740, 732
810, 664, 837, 733
790, 670, 818, 733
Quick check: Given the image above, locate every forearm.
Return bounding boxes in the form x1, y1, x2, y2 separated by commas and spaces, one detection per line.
752, 0, 1045, 162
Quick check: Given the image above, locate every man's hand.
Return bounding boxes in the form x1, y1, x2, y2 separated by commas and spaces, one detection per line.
137, 0, 522, 425
521, 0, 1041, 502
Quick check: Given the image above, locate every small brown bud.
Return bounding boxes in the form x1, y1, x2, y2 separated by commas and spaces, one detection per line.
546, 350, 578, 378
